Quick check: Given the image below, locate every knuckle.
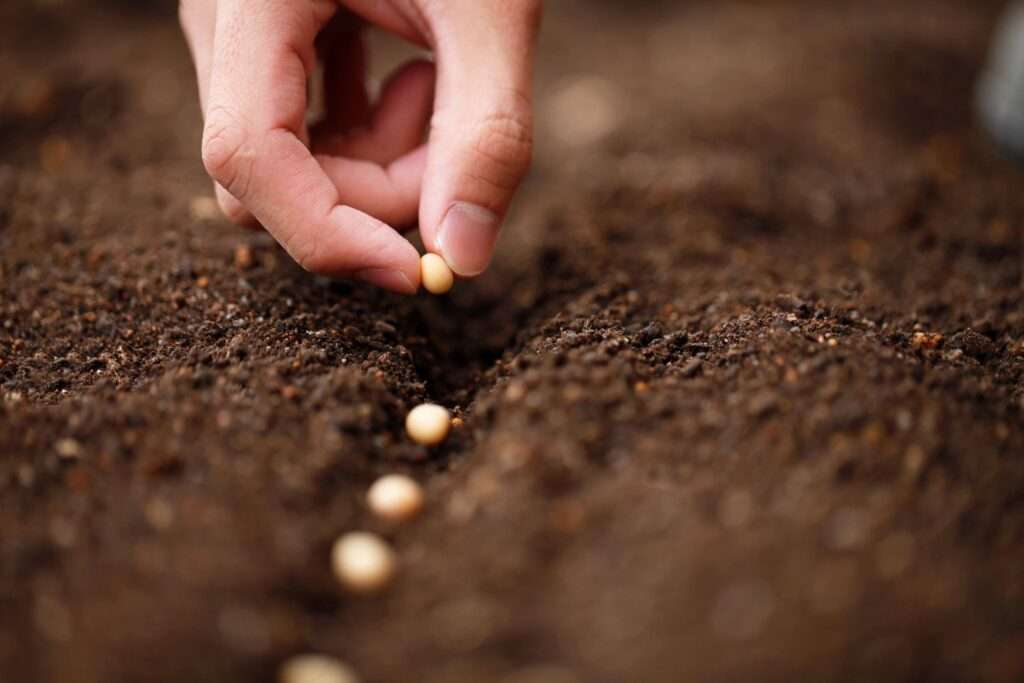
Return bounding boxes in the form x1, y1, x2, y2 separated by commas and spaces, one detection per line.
471, 100, 534, 183
201, 108, 253, 201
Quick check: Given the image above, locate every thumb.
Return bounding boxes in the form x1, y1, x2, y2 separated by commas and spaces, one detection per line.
418, 1, 541, 277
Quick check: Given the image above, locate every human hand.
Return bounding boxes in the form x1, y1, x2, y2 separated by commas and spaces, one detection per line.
179, 0, 540, 293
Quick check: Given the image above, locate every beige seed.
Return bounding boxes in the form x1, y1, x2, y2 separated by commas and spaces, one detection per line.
420, 253, 454, 295
331, 532, 396, 594
279, 654, 360, 683
405, 403, 451, 446
367, 474, 424, 523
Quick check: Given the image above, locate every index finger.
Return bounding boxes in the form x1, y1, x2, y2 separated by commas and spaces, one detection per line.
202, 0, 421, 293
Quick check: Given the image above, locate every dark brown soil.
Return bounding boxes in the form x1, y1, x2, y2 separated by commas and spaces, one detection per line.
2, 1, 1024, 681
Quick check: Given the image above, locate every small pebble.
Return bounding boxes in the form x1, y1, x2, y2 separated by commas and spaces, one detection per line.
911, 331, 944, 350
55, 438, 83, 461
367, 474, 424, 523
279, 654, 360, 683
234, 245, 254, 269
405, 403, 451, 446
331, 532, 396, 594
420, 253, 454, 295
950, 328, 996, 359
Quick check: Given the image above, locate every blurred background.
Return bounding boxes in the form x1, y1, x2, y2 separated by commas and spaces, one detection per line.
0, 0, 1010, 197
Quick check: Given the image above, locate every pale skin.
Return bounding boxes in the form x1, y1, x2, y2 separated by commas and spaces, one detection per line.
179, 0, 541, 293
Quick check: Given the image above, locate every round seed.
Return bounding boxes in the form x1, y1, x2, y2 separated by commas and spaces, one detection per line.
420, 253, 454, 295
279, 654, 359, 683
405, 403, 451, 446
331, 532, 396, 594
367, 474, 425, 523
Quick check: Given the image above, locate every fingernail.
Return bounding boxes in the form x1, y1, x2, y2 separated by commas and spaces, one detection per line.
355, 268, 417, 294
436, 203, 500, 277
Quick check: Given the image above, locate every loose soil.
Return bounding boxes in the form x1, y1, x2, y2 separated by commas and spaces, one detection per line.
2, 1, 1024, 682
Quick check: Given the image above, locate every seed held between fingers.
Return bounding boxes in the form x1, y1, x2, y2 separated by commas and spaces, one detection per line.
405, 404, 451, 446
420, 253, 454, 295
331, 532, 396, 594
367, 474, 425, 523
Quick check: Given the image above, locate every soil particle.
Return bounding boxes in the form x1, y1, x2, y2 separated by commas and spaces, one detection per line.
950, 327, 998, 359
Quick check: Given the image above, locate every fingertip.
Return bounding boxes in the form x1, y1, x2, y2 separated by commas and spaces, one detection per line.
304, 205, 422, 291
435, 202, 501, 277
416, 99, 532, 274
416, 4, 538, 275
